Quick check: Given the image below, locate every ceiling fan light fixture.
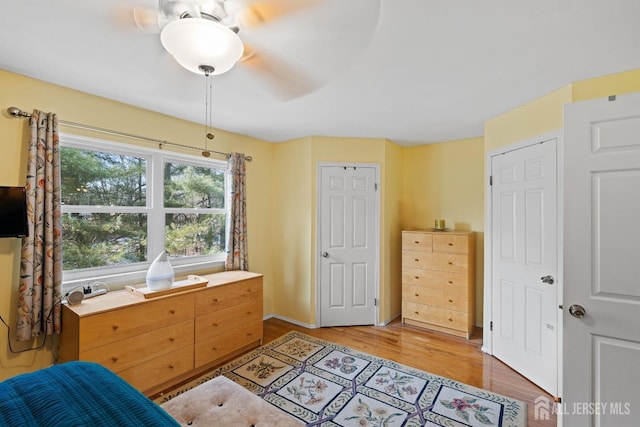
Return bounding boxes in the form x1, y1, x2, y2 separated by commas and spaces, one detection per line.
160, 18, 244, 75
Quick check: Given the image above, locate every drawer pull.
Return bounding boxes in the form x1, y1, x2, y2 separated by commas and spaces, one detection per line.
213, 298, 219, 303
211, 323, 218, 327
169, 364, 174, 369
414, 311, 419, 315
448, 262, 453, 265
448, 243, 453, 246
111, 357, 118, 362
414, 259, 419, 262
247, 332, 252, 337
414, 293, 419, 297
448, 318, 453, 322
414, 276, 419, 280
448, 281, 453, 284
448, 299, 453, 303
212, 347, 218, 351
414, 241, 420, 244
112, 325, 119, 331
247, 311, 252, 315
169, 309, 176, 314
169, 337, 175, 342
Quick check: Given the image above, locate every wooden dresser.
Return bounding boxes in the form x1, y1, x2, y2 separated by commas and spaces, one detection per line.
401, 230, 475, 338
59, 271, 262, 396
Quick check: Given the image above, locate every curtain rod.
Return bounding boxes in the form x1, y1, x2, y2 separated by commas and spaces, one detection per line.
6, 107, 252, 161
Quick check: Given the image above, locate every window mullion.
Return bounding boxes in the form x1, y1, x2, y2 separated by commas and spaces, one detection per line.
147, 152, 165, 260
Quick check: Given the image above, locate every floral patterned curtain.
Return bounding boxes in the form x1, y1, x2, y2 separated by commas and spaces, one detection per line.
225, 152, 248, 271
16, 110, 63, 341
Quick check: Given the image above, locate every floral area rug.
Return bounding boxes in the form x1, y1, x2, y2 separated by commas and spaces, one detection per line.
158, 331, 526, 426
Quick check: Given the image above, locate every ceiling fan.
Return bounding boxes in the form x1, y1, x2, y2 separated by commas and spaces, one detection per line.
129, 0, 325, 97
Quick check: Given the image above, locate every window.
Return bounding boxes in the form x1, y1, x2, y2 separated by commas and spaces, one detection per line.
60, 135, 227, 287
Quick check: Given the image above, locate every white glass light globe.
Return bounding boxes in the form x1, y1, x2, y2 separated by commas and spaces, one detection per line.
160, 18, 244, 75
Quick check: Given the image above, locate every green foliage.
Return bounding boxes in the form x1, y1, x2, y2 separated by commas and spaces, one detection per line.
60, 147, 225, 270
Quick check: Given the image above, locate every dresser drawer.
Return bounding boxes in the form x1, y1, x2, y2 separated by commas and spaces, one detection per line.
196, 298, 262, 342
402, 232, 433, 252
196, 278, 262, 316
433, 234, 469, 254
403, 302, 467, 331
78, 294, 194, 350
195, 319, 262, 368
402, 284, 467, 311
402, 268, 467, 289
402, 252, 468, 273
79, 319, 194, 373
118, 345, 194, 393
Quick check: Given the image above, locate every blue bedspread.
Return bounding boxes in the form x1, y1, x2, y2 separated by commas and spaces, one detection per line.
0, 361, 179, 426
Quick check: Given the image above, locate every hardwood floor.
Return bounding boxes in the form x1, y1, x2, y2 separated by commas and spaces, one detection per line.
263, 317, 557, 427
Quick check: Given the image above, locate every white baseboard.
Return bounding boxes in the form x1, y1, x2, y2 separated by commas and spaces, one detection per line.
263, 313, 317, 329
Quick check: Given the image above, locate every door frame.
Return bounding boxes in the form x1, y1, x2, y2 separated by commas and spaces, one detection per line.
315, 162, 381, 327
483, 130, 564, 395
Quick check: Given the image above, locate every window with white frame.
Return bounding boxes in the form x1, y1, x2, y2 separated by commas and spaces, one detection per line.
60, 135, 227, 287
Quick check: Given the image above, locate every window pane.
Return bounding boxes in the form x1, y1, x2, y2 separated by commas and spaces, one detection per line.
165, 213, 225, 258
62, 213, 147, 269
164, 162, 225, 209
60, 147, 146, 206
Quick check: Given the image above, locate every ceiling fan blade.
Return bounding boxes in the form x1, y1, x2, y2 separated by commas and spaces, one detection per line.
112, 7, 160, 34
233, 0, 323, 30
240, 44, 323, 99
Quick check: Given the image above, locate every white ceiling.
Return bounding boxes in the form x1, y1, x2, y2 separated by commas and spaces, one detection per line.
1, 0, 639, 146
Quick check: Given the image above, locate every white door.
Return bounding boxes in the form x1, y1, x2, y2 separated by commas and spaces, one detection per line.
563, 92, 640, 426
318, 164, 378, 327
491, 138, 558, 395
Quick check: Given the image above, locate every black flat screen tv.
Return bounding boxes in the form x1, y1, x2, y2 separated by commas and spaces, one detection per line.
0, 186, 29, 238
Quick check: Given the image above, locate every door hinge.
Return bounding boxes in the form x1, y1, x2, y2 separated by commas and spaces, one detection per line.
490, 321, 493, 331
374, 298, 379, 306
489, 175, 493, 186
375, 183, 378, 191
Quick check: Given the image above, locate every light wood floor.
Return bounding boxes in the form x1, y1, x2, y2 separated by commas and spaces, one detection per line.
263, 317, 556, 427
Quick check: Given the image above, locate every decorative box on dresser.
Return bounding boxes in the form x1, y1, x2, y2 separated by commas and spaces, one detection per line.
59, 271, 263, 396
401, 230, 475, 338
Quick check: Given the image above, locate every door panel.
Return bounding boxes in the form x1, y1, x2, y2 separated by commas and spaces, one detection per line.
491, 138, 558, 395
563, 93, 640, 426
319, 165, 378, 326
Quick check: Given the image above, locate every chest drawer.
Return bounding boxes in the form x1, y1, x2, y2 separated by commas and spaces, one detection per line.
402, 251, 468, 273
78, 294, 194, 351
195, 319, 263, 368
403, 301, 468, 331
79, 319, 194, 373
402, 284, 467, 311
196, 298, 262, 342
196, 278, 262, 316
402, 232, 433, 252
433, 234, 469, 254
118, 345, 194, 393
402, 268, 467, 289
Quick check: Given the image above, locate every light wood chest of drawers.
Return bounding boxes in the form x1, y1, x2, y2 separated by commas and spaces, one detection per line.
401, 230, 475, 338
60, 271, 262, 395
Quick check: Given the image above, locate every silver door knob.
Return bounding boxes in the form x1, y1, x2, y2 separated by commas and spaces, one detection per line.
541, 275, 555, 284
568, 304, 586, 319
322, 252, 329, 258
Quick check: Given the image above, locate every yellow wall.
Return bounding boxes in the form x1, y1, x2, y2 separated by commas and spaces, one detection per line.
401, 137, 485, 323
271, 137, 314, 323
0, 70, 275, 379
572, 68, 640, 102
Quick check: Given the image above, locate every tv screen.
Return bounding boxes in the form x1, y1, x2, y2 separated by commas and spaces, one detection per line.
0, 186, 29, 238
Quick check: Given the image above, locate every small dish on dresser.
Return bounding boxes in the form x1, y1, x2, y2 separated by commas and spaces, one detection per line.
431, 227, 450, 232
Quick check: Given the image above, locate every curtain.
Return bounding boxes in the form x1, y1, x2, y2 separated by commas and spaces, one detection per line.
225, 152, 248, 271
16, 110, 63, 341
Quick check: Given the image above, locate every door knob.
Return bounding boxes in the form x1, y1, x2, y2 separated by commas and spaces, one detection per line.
568, 304, 586, 319
322, 252, 329, 258
541, 275, 555, 284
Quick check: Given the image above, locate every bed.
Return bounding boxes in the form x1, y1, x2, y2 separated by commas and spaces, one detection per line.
0, 361, 179, 426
